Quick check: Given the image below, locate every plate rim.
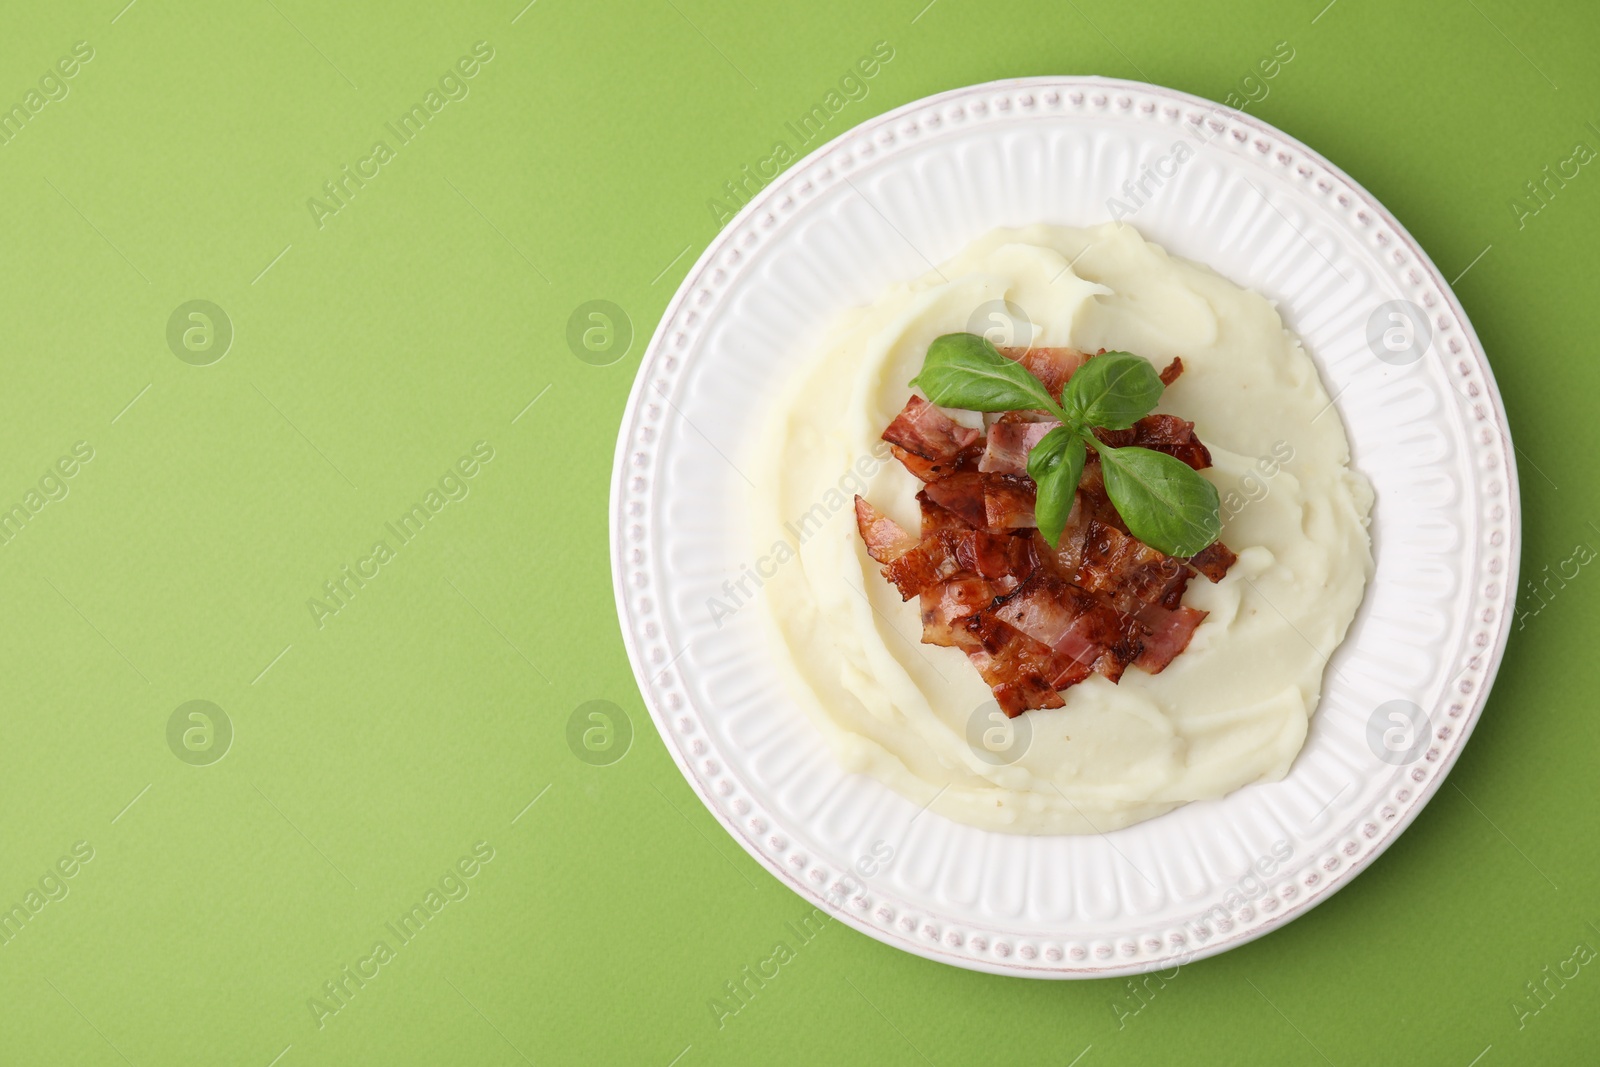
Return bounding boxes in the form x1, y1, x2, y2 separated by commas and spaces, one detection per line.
609, 74, 1521, 978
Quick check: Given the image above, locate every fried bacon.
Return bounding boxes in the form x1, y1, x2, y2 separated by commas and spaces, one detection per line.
997, 346, 1092, 401
984, 474, 1038, 529
886, 445, 946, 483
1095, 414, 1213, 471
853, 497, 918, 564
916, 470, 1041, 531
1132, 605, 1208, 672
1186, 541, 1238, 583
920, 578, 1001, 648
882, 529, 968, 598
979, 417, 1061, 475
882, 396, 982, 482
921, 470, 987, 527
853, 349, 1236, 716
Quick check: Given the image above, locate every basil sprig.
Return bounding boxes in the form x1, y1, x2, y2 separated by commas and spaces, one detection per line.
910, 333, 1221, 557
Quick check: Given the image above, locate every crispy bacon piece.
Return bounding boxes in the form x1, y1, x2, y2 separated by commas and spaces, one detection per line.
881, 519, 1038, 604
981, 534, 1034, 580
997, 346, 1092, 400
882, 397, 982, 482
1096, 415, 1212, 471
922, 471, 1040, 530
990, 572, 1089, 650
979, 418, 1061, 475
1133, 605, 1207, 672
1076, 520, 1191, 612
920, 578, 1000, 647
919, 495, 970, 537
887, 444, 947, 483
962, 612, 1072, 716
914, 526, 1036, 648
1187, 541, 1238, 583
854, 497, 918, 564
984, 475, 1038, 530
1073, 605, 1143, 684
854, 355, 1235, 715
921, 471, 987, 528
992, 678, 1068, 717
882, 529, 966, 600
987, 573, 1140, 687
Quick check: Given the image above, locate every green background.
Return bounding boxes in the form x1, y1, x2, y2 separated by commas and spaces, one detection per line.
0, 0, 1595, 1063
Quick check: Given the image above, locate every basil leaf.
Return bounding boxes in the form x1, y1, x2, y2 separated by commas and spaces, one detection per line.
1097, 445, 1221, 557
1026, 428, 1085, 548
911, 333, 1062, 414
1061, 352, 1164, 430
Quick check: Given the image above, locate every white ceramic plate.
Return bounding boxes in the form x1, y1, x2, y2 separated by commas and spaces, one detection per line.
609, 77, 1518, 977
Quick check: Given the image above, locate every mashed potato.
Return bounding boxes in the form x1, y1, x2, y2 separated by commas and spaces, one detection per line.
753, 223, 1372, 834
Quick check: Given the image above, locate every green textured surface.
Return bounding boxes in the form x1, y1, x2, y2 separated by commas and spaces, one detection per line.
1, 0, 1595, 1064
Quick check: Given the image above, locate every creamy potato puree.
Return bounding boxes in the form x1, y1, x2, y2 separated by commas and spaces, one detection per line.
752, 223, 1372, 834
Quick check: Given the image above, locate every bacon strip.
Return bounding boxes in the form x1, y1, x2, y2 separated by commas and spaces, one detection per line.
882, 395, 981, 457
984, 475, 1038, 530
979, 417, 1061, 475
1187, 541, 1238, 583
962, 612, 1072, 716
853, 496, 919, 564
882, 397, 982, 484
1096, 414, 1212, 471
1076, 521, 1190, 611
1133, 605, 1207, 672
922, 471, 987, 528
882, 530, 966, 600
920, 578, 1000, 648
919, 495, 970, 538
887, 445, 946, 483
990, 572, 1086, 650
997, 346, 1092, 400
